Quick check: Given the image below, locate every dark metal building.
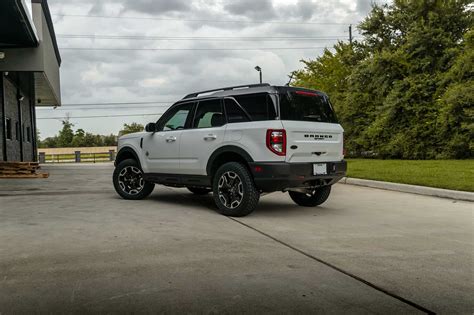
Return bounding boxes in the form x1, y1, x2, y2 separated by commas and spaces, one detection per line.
0, 0, 61, 162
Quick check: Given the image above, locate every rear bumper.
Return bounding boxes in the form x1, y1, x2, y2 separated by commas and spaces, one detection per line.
249, 160, 347, 192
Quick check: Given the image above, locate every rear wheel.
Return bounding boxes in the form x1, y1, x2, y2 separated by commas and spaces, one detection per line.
289, 186, 331, 207
113, 159, 154, 200
187, 187, 211, 195
213, 162, 259, 217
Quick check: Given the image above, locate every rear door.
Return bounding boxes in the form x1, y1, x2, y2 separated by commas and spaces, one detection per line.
279, 90, 344, 163
179, 99, 225, 175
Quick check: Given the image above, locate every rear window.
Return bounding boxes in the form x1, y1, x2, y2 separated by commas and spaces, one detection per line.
233, 93, 277, 121
279, 91, 338, 123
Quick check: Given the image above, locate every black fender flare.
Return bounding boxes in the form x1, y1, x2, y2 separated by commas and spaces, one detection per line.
115, 146, 142, 168
206, 145, 254, 176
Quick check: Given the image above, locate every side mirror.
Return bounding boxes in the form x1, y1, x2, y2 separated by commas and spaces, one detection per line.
145, 122, 156, 132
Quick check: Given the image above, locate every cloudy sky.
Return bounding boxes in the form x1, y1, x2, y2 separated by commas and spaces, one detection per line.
36, 0, 385, 138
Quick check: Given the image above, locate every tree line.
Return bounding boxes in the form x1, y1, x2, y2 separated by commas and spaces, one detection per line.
38, 121, 144, 148
292, 0, 472, 159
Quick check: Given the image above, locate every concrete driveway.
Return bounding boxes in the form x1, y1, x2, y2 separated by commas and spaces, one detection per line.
0, 164, 472, 314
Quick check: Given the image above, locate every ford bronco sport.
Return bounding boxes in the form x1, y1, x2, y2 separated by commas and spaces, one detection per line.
113, 84, 346, 217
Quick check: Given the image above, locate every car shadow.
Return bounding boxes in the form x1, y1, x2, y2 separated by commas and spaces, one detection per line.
142, 189, 334, 218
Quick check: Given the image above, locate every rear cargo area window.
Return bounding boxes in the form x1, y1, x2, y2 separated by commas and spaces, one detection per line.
233, 93, 276, 121
279, 91, 337, 123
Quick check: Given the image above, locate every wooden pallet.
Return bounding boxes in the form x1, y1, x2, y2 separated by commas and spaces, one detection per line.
0, 173, 49, 179
0, 162, 48, 179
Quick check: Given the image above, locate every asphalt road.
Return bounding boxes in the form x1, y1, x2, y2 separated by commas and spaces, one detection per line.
0, 164, 472, 314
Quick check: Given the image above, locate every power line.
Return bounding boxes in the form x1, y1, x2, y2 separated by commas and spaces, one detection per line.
37, 113, 164, 120
55, 101, 174, 106
35, 101, 174, 110
52, 13, 354, 25
37, 106, 169, 111
60, 46, 331, 51
57, 34, 349, 41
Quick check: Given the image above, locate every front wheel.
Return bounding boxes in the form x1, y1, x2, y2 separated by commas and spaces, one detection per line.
113, 159, 154, 200
289, 186, 331, 207
213, 162, 259, 217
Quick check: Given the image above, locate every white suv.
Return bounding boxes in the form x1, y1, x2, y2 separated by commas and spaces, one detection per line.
113, 84, 346, 216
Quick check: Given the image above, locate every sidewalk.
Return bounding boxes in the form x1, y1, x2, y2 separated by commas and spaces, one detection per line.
341, 177, 474, 202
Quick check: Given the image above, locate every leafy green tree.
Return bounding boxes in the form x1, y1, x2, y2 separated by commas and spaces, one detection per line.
57, 120, 75, 148
39, 136, 58, 148
71, 128, 86, 147
119, 123, 144, 137
292, 0, 473, 159
103, 134, 117, 146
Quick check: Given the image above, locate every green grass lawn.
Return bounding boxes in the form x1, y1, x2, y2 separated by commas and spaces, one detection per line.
346, 159, 474, 192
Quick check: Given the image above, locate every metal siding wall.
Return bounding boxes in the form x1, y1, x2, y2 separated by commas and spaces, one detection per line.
17, 72, 34, 161
0, 73, 4, 161
3, 73, 35, 162
4, 77, 21, 161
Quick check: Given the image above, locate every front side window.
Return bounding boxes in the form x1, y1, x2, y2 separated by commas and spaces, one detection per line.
160, 103, 194, 131
224, 99, 251, 123
233, 93, 276, 121
193, 99, 224, 129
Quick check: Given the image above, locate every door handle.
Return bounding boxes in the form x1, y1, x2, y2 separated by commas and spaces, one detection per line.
166, 136, 177, 142
204, 134, 217, 141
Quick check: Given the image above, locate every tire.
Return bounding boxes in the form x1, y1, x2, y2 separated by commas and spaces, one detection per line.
212, 162, 259, 217
289, 185, 331, 207
113, 158, 154, 200
187, 187, 212, 195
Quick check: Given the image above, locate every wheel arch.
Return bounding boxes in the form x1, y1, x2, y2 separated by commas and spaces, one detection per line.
115, 146, 142, 168
206, 145, 254, 180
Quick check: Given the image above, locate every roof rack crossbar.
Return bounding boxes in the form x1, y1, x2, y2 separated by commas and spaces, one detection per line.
183, 83, 270, 99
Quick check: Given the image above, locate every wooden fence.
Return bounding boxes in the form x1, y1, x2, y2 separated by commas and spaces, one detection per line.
38, 147, 116, 164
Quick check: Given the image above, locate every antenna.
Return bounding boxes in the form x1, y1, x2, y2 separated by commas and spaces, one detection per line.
286, 72, 295, 86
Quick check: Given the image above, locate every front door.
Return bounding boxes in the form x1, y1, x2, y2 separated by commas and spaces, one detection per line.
142, 102, 194, 174
179, 99, 226, 175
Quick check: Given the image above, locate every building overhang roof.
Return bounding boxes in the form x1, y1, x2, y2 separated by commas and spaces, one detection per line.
0, 0, 39, 48
0, 0, 61, 107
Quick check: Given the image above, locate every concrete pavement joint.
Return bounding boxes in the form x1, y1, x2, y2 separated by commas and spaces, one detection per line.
229, 217, 436, 315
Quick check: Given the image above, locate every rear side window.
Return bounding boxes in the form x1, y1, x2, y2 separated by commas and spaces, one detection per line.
224, 99, 250, 123
233, 93, 276, 121
193, 99, 224, 128
279, 91, 338, 123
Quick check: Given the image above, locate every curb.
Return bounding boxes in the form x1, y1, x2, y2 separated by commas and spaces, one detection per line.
340, 177, 474, 202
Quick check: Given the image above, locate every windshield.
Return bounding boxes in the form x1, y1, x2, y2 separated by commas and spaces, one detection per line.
279, 91, 338, 123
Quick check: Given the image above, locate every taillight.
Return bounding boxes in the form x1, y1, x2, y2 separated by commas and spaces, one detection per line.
266, 129, 286, 156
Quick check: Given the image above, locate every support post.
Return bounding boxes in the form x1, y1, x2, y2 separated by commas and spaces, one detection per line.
109, 150, 115, 161
39, 152, 45, 163
75, 151, 81, 163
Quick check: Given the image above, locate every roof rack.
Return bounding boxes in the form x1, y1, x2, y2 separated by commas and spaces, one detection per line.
182, 83, 271, 99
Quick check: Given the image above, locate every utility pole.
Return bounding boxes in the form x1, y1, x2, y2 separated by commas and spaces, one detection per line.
349, 24, 353, 45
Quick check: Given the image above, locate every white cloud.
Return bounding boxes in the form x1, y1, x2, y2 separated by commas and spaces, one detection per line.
37, 0, 382, 137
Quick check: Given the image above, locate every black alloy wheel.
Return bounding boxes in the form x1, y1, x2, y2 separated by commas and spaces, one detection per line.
212, 162, 259, 217
113, 159, 154, 200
